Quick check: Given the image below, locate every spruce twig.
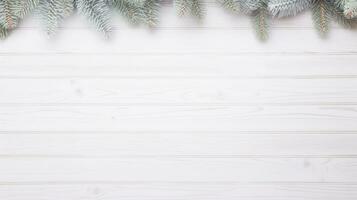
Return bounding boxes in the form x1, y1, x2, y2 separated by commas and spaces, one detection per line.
312, 0, 330, 37
253, 0, 269, 41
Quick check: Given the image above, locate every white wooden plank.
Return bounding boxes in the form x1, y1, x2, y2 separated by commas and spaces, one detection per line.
0, 134, 357, 156
0, 157, 356, 182
0, 78, 356, 104
1, 29, 357, 54
0, 105, 356, 131
1, 55, 357, 78
1, 183, 357, 200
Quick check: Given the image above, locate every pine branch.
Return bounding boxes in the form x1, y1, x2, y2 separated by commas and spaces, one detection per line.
0, 0, 39, 38
38, 0, 74, 35
191, 0, 204, 19
123, 0, 147, 7
217, 0, 241, 14
344, 0, 357, 18
175, 0, 204, 19
107, 0, 160, 27
241, 0, 262, 12
175, 0, 191, 17
76, 0, 111, 36
111, 0, 144, 24
335, 0, 347, 9
218, 0, 259, 14
0, 0, 355, 41
268, 0, 312, 18
253, 0, 269, 41
312, 0, 330, 37
328, 0, 355, 28
0, 24, 8, 39
142, 0, 160, 27
11, 0, 39, 19
0, 0, 17, 29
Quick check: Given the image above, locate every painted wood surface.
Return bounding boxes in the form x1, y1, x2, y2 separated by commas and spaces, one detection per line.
1, 4, 357, 200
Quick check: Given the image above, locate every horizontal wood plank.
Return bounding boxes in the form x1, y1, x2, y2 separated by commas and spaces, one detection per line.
0, 78, 357, 104
1, 55, 357, 78
0, 157, 356, 182
0, 105, 357, 131
1, 183, 357, 200
2, 29, 357, 54
0, 134, 357, 156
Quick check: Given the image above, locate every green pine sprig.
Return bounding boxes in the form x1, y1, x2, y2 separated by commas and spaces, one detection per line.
175, 0, 205, 19
142, 0, 160, 27
76, 0, 112, 36
311, 0, 330, 37
253, 0, 269, 41
217, 0, 241, 14
0, 0, 357, 40
38, 0, 74, 35
0, 24, 8, 39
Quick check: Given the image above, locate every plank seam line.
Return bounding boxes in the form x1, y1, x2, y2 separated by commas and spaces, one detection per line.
0, 102, 357, 106
0, 155, 357, 159
1, 52, 357, 56
0, 131, 355, 134
0, 181, 357, 185
2, 75, 357, 79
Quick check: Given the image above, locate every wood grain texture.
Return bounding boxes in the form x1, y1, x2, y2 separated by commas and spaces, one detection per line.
1, 55, 357, 78
0, 157, 356, 182
1, 78, 357, 104
0, 4, 357, 200
1, 133, 356, 156
2, 29, 357, 54
1, 105, 357, 131
1, 183, 357, 200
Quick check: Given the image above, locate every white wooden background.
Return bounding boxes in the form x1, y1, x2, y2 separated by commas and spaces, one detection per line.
1, 2, 357, 199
